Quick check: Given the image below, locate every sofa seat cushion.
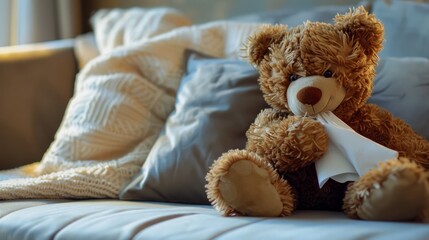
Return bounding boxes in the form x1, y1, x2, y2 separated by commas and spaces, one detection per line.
1, 200, 428, 240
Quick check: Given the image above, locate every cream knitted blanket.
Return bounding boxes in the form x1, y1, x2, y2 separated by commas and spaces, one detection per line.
0, 8, 260, 199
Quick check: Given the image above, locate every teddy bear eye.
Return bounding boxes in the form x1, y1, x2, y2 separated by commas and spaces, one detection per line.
323, 70, 333, 78
289, 74, 300, 82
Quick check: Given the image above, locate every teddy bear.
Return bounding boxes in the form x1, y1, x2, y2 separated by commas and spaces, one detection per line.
205, 6, 429, 221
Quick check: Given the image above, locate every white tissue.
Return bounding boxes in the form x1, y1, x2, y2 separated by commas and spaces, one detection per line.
314, 111, 398, 188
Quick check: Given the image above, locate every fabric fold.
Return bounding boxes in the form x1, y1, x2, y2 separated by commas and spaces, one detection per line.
315, 111, 398, 188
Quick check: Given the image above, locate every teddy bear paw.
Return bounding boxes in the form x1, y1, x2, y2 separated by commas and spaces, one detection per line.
345, 159, 429, 221
247, 114, 329, 174
218, 159, 292, 217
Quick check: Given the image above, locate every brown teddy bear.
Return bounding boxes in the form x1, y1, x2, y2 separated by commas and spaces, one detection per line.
206, 6, 429, 221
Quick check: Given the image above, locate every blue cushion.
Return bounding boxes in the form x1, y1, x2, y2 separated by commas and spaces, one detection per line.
369, 57, 429, 140
120, 52, 268, 203
373, 0, 429, 58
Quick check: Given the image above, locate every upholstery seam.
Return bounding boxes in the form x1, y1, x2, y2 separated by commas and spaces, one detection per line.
210, 218, 269, 240
130, 213, 197, 240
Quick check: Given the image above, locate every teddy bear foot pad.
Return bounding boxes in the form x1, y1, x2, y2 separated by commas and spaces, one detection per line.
219, 160, 285, 217
354, 162, 428, 221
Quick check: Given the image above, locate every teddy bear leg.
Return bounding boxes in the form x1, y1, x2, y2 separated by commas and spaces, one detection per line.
343, 158, 429, 221
206, 149, 295, 217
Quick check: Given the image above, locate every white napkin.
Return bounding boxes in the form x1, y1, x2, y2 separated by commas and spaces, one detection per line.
314, 111, 398, 188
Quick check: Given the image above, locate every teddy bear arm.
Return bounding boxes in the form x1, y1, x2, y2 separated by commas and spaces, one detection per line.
350, 104, 429, 169
245, 109, 328, 173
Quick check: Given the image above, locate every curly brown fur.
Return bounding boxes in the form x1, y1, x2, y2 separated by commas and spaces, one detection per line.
246, 24, 288, 67
349, 104, 429, 169
335, 6, 384, 62
246, 109, 328, 173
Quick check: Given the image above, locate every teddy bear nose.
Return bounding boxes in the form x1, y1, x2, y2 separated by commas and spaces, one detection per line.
297, 87, 322, 105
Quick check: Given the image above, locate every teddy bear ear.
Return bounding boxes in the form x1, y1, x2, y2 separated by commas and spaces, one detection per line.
246, 24, 287, 67
334, 6, 384, 61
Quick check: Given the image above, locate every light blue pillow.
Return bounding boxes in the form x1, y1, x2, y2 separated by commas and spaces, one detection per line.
369, 57, 429, 140
120, 52, 268, 204
373, 0, 429, 58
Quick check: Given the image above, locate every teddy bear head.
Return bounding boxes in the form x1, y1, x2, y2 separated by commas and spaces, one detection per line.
246, 6, 384, 120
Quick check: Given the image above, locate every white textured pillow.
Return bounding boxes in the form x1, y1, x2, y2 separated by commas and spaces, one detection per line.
37, 8, 194, 175
91, 7, 192, 53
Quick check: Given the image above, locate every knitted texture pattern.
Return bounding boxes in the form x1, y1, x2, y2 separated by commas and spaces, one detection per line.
0, 8, 261, 199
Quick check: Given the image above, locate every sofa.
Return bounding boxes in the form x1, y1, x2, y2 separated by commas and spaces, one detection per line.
1, 1, 429, 239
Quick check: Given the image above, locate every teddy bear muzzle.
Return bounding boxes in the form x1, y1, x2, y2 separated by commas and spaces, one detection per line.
287, 75, 346, 116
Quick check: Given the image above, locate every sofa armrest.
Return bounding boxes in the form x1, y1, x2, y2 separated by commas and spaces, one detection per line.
0, 40, 77, 170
